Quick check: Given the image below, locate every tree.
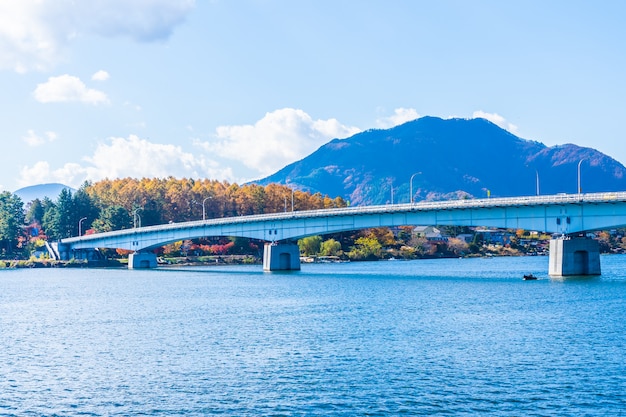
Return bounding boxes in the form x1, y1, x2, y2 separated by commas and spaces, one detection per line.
447, 237, 469, 256
320, 238, 342, 256
298, 235, 322, 256
0, 192, 25, 255
25, 198, 45, 225
365, 227, 396, 247
92, 205, 132, 232
73, 183, 100, 232
42, 188, 74, 239
409, 236, 433, 257
347, 236, 382, 260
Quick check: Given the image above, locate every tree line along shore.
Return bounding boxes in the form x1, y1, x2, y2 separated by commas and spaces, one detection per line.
1, 178, 625, 266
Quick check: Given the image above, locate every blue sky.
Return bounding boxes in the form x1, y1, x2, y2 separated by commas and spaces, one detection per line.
1, 1, 625, 192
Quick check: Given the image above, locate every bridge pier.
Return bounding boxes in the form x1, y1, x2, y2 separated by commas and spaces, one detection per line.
549, 237, 601, 276
128, 252, 158, 269
263, 242, 301, 271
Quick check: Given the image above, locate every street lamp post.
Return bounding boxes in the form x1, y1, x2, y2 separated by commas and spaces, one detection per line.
535, 170, 540, 196
577, 159, 585, 198
133, 208, 142, 228
410, 172, 422, 204
78, 217, 87, 236
202, 196, 212, 220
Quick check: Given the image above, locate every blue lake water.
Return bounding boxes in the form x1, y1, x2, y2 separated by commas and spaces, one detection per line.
1, 255, 626, 416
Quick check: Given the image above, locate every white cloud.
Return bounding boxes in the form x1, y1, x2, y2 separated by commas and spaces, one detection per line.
33, 74, 109, 105
376, 108, 420, 129
17, 110, 359, 188
83, 135, 205, 180
0, 0, 195, 72
472, 111, 519, 134
18, 134, 232, 188
92, 70, 110, 81
22, 130, 58, 147
19, 161, 86, 189
204, 108, 361, 177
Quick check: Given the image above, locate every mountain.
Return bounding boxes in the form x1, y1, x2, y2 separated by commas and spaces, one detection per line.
14, 183, 74, 203
256, 116, 626, 205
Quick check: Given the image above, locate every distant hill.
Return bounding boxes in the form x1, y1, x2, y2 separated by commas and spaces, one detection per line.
256, 116, 626, 205
14, 183, 74, 203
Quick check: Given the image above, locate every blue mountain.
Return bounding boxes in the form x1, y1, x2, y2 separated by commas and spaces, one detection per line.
256, 116, 626, 205
14, 183, 74, 203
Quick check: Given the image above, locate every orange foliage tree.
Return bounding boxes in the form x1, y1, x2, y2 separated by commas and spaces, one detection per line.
86, 177, 347, 228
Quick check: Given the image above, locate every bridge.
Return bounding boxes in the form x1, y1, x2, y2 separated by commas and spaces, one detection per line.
50, 192, 626, 276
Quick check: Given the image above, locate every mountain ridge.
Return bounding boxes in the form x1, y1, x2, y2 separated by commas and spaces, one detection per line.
255, 116, 626, 205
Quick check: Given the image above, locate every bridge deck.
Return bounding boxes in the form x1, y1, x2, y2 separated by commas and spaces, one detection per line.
58, 192, 626, 253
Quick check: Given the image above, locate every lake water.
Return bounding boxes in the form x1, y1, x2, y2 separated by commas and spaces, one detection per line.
1, 255, 625, 416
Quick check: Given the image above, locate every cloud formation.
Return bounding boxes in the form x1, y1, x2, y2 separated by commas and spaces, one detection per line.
83, 135, 206, 179
376, 108, 420, 129
33, 74, 109, 105
204, 108, 361, 177
18, 135, 231, 188
91, 70, 110, 81
18, 109, 362, 188
472, 111, 519, 134
0, 0, 195, 72
22, 130, 58, 147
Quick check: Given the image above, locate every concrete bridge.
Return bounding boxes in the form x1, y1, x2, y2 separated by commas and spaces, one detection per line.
49, 192, 626, 276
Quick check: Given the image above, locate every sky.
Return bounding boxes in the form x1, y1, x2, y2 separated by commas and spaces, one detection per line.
1, 0, 625, 193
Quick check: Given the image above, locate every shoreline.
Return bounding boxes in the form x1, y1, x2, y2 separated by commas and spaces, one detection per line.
0, 252, 552, 269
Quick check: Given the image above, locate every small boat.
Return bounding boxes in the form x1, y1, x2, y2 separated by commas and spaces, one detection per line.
523, 273, 538, 280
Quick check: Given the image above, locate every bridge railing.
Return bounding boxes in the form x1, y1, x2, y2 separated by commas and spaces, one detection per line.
62, 191, 626, 244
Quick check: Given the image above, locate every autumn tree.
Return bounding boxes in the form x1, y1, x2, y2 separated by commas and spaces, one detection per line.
447, 237, 469, 257
347, 236, 382, 260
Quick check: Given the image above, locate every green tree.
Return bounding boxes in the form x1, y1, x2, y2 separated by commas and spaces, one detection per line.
298, 235, 322, 256
92, 205, 132, 232
73, 183, 100, 232
25, 198, 45, 225
43, 185, 101, 239
43, 188, 75, 239
320, 238, 342, 256
0, 192, 25, 255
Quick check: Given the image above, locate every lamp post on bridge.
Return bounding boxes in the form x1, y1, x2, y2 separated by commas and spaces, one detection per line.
410, 172, 422, 204
78, 217, 87, 237
133, 208, 142, 228
202, 196, 212, 220
578, 158, 585, 199
535, 170, 540, 196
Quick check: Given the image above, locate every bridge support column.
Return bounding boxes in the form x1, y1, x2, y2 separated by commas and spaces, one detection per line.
263, 242, 301, 271
549, 237, 601, 276
128, 252, 158, 269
